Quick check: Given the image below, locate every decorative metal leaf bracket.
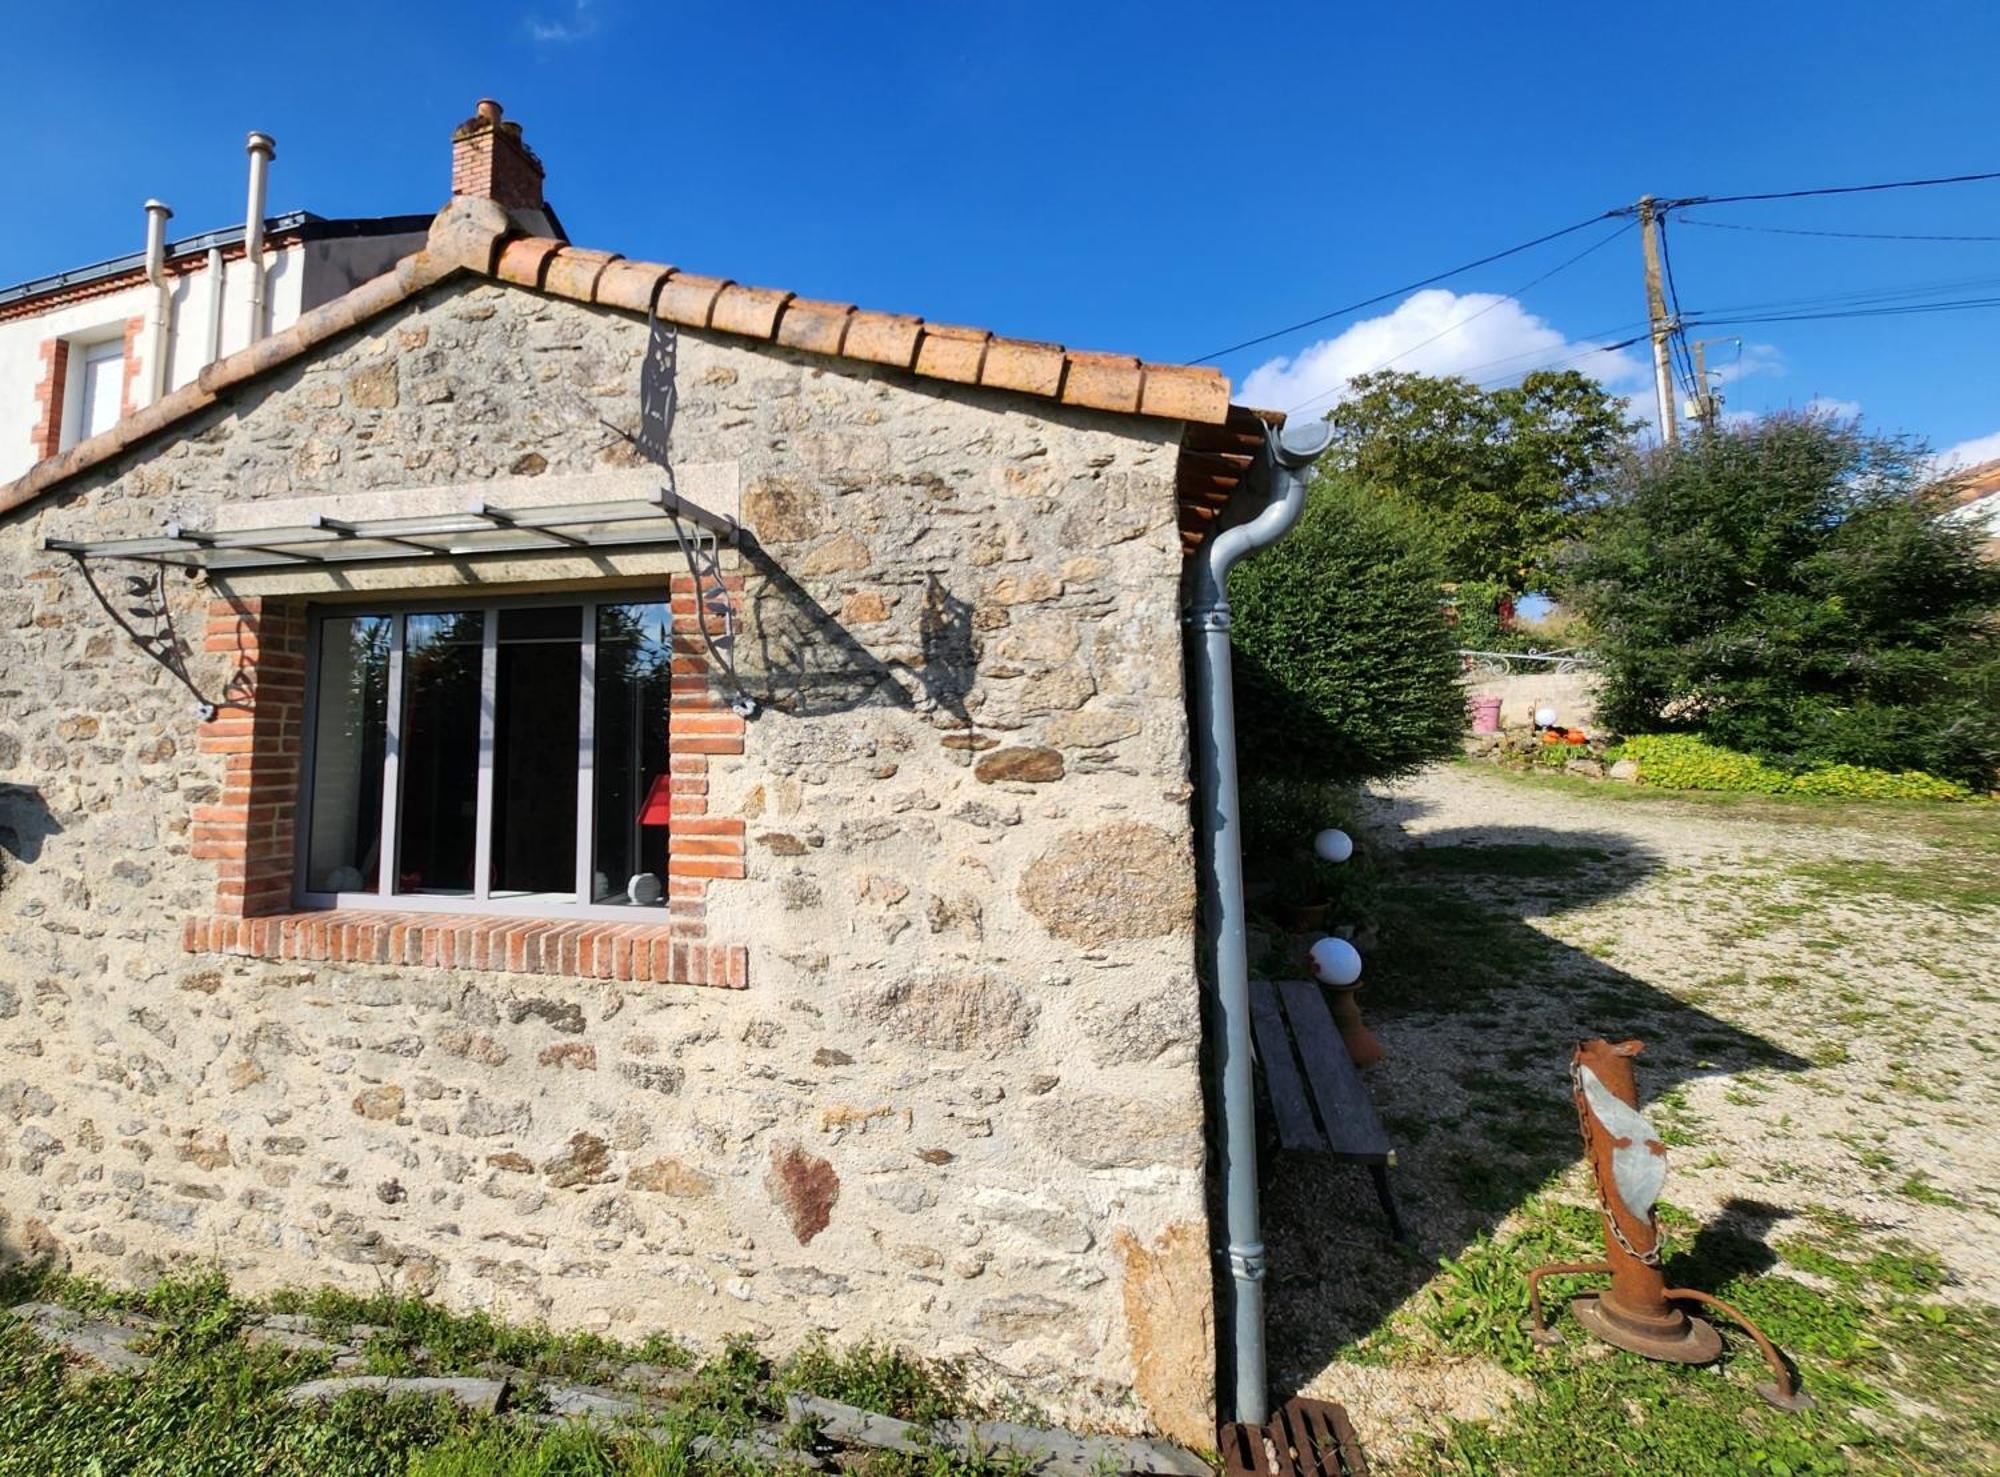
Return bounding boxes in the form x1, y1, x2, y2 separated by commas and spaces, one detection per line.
616, 312, 760, 719
68, 556, 243, 721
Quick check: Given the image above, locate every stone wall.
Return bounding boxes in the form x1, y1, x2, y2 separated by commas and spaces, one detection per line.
1464, 668, 1600, 731
0, 278, 1215, 1441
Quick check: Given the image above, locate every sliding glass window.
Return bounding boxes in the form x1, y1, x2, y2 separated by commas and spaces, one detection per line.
300, 596, 673, 918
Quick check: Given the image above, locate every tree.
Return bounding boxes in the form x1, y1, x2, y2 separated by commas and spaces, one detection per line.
1563, 414, 2000, 788
1325, 368, 1635, 594
1230, 475, 1468, 790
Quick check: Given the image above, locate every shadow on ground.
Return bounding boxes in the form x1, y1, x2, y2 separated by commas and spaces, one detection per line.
1254, 807, 1810, 1402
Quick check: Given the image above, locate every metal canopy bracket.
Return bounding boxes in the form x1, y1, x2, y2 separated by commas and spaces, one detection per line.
47, 311, 763, 719
45, 488, 739, 575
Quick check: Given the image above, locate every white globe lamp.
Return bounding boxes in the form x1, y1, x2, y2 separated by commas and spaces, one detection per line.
1309, 935, 1364, 987
1534, 705, 1559, 729
1313, 828, 1354, 864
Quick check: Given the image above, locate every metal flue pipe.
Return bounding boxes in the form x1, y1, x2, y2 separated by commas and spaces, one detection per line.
243, 132, 276, 342
142, 200, 174, 406
1186, 416, 1335, 1426
203, 247, 226, 367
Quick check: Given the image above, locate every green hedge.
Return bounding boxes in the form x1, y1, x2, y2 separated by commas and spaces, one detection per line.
1611, 734, 1976, 802
1230, 475, 1468, 787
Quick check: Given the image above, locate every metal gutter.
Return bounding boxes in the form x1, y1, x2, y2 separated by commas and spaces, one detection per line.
0, 213, 434, 309
1186, 416, 1335, 1427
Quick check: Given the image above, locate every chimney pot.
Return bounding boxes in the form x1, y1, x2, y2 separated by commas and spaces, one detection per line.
477, 98, 503, 122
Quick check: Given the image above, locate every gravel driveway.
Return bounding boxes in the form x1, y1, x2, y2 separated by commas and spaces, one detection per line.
1259, 761, 2000, 1464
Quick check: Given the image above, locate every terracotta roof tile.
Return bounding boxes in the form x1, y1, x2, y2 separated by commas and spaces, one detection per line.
843, 311, 923, 369
495, 236, 562, 289
656, 272, 731, 329
593, 258, 673, 315
541, 246, 621, 302
1060, 351, 1144, 415
710, 284, 794, 340
774, 298, 856, 357
981, 337, 1067, 399
913, 324, 990, 385
1141, 363, 1232, 424
1, 197, 1252, 523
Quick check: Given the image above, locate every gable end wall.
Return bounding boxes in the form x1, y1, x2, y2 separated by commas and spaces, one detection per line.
0, 278, 1216, 1442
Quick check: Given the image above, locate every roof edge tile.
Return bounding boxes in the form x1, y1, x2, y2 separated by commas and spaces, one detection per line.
1, 200, 1240, 519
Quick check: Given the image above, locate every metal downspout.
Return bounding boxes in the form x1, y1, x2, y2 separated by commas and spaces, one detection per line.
1187, 417, 1334, 1427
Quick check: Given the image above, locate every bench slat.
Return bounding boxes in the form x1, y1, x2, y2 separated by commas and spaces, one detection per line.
1275, 979, 1392, 1164
1249, 979, 1328, 1152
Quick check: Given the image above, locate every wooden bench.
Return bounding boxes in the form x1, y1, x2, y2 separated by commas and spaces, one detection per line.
1248, 978, 1407, 1243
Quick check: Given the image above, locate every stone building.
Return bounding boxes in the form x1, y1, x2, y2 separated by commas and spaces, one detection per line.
0, 102, 1280, 1443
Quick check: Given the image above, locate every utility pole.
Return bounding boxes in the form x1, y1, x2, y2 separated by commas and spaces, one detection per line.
1688, 338, 1729, 434
1638, 196, 1679, 446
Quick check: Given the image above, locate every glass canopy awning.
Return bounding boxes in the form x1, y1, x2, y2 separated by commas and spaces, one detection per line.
44, 488, 738, 573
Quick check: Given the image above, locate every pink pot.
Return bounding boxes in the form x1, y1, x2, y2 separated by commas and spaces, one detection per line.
1469, 694, 1503, 734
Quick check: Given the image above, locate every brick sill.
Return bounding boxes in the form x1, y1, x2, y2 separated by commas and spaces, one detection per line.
182, 911, 747, 988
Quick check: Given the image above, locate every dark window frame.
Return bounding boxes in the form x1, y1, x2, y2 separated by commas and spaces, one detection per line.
295, 589, 675, 921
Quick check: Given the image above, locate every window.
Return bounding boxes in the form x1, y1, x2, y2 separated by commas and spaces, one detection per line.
67, 337, 127, 448
301, 595, 674, 917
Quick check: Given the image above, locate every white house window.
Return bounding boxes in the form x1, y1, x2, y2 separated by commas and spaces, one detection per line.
70, 337, 127, 447
301, 595, 673, 916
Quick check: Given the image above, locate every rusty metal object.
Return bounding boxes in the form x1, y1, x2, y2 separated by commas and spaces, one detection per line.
1525, 1038, 1814, 1411
1220, 1396, 1370, 1477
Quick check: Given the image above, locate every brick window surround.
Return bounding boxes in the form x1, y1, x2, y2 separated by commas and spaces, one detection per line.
184, 576, 748, 988
29, 337, 69, 462
29, 319, 145, 463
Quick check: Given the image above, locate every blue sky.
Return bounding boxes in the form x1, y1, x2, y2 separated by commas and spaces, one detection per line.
8, 1, 1998, 463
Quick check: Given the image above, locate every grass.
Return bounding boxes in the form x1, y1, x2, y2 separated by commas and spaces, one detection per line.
0, 1267, 1000, 1477
1319, 764, 2000, 1472
1389, 1193, 2000, 1474
1480, 760, 2000, 848
1788, 856, 2000, 915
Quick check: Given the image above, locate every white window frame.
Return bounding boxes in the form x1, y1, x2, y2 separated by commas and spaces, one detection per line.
295, 590, 675, 921
61, 331, 128, 450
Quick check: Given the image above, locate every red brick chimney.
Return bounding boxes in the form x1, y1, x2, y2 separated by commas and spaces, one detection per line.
451, 99, 545, 210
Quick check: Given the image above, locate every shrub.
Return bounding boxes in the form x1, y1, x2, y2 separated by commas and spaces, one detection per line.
1563, 414, 2000, 789
1613, 734, 1975, 801
1612, 735, 1791, 794
1230, 475, 1468, 788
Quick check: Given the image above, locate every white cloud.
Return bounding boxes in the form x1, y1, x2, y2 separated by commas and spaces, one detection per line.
1803, 396, 1862, 420
1934, 429, 2000, 473
1236, 289, 1650, 421
1707, 342, 1784, 387
527, 0, 599, 42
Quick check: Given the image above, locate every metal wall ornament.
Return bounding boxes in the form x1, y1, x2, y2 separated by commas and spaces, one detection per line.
621, 311, 759, 720
1526, 1037, 1814, 1412
69, 558, 240, 721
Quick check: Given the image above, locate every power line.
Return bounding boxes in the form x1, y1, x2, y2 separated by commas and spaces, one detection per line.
1472, 332, 1653, 390
1194, 167, 2000, 377
1433, 316, 1652, 382
1189, 209, 1625, 364
1664, 168, 2000, 209
1281, 219, 1636, 416
1686, 296, 2000, 328
1674, 214, 2000, 244
1689, 270, 2000, 319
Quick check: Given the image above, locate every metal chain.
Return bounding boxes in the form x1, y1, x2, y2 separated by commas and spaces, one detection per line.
1570, 1058, 1663, 1266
